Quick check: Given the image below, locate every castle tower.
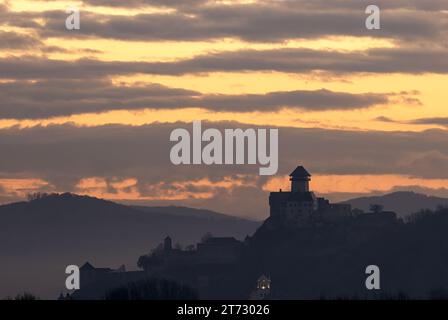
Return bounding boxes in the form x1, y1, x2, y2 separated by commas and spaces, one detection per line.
164, 236, 172, 252
290, 166, 311, 193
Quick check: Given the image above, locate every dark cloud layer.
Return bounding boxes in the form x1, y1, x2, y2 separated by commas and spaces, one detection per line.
0, 79, 399, 119
284, 0, 448, 11
0, 31, 81, 53
0, 31, 42, 49
163, 47, 448, 74
3, 122, 448, 182
4, 1, 448, 43
37, 5, 447, 42
409, 118, 448, 127
60, 0, 448, 12
1, 122, 448, 217
1, 45, 447, 83
82, 0, 207, 8
376, 116, 448, 128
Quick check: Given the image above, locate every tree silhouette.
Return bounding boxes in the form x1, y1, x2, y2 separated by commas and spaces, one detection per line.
3, 292, 39, 300
106, 278, 198, 300
369, 204, 384, 213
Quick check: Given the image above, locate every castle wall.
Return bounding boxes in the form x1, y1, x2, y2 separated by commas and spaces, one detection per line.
269, 192, 290, 218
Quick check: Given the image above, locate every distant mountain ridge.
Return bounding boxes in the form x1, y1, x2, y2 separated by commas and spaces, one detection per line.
132, 205, 258, 222
0, 193, 259, 299
342, 191, 448, 216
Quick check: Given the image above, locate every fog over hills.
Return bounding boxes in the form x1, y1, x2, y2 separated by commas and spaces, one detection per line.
3, 190, 446, 299
0, 193, 259, 299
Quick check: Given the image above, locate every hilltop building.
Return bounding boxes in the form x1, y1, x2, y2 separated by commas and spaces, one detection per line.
67, 165, 400, 300
69, 262, 145, 300
196, 237, 243, 264
80, 262, 127, 287
138, 236, 243, 272
249, 275, 271, 300
269, 166, 352, 226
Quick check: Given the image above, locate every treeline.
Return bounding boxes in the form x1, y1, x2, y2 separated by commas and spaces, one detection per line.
106, 278, 198, 300
2, 292, 39, 300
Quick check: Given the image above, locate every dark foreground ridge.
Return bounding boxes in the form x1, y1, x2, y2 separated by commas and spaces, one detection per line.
66, 166, 448, 300
0, 193, 258, 299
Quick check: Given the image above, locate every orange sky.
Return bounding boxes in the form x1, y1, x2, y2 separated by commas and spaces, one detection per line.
1, 0, 447, 212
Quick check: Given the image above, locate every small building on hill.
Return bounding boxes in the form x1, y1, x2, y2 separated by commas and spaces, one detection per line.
249, 275, 271, 300
269, 166, 352, 226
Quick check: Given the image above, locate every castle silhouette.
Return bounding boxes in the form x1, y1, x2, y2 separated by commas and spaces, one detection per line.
66, 165, 400, 300
269, 166, 352, 226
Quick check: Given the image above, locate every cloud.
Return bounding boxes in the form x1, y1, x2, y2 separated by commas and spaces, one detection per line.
0, 122, 447, 183
0, 31, 42, 49
0, 79, 197, 118
409, 117, 448, 127
0, 79, 398, 119
0, 31, 90, 54
2, 1, 446, 43
164, 47, 448, 74
27, 1, 446, 43
282, 0, 448, 11
0, 121, 448, 217
398, 150, 448, 178
1, 122, 448, 217
82, 0, 207, 8
56, 0, 448, 12
376, 116, 448, 128
0, 4, 41, 29
197, 89, 391, 112
374, 116, 396, 123
2, 45, 448, 82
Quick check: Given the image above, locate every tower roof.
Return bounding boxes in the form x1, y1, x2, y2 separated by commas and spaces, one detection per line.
289, 166, 311, 177
80, 262, 95, 270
